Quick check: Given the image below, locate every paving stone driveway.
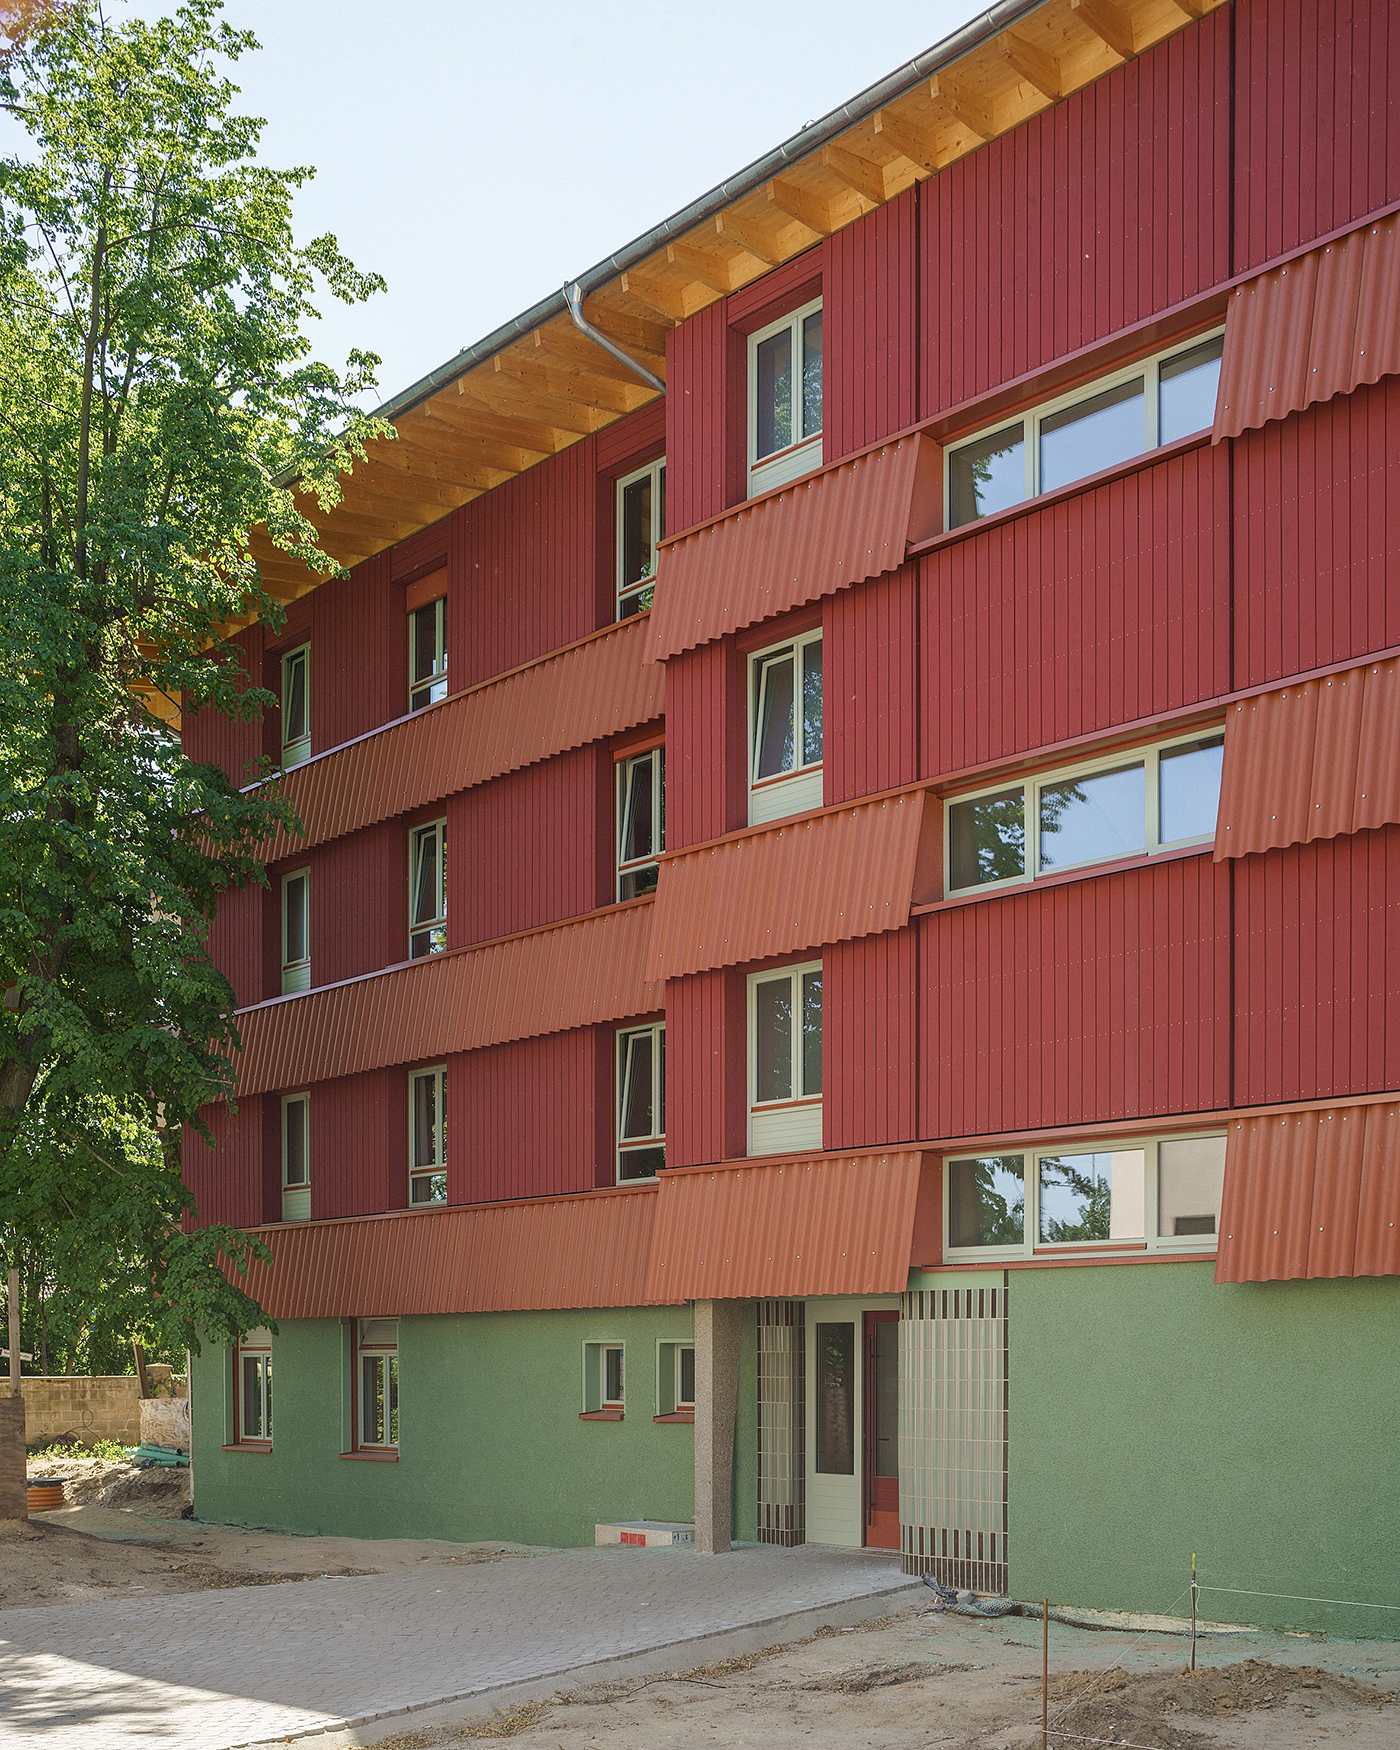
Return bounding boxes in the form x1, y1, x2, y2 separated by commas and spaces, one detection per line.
0, 1544, 912, 1750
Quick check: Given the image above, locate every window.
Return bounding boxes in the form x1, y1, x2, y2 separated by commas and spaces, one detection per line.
749, 297, 823, 494
408, 1066, 446, 1205
944, 1133, 1227, 1260
281, 1094, 310, 1222
946, 331, 1225, 529
616, 1023, 665, 1182
409, 596, 447, 712
814, 1322, 854, 1475
409, 820, 447, 958
281, 645, 309, 767
235, 1328, 272, 1445
281, 870, 310, 994
357, 1319, 399, 1449
617, 747, 665, 899
581, 1341, 625, 1416
656, 1340, 696, 1418
748, 960, 822, 1155
749, 631, 823, 824
617, 457, 666, 618
945, 730, 1224, 896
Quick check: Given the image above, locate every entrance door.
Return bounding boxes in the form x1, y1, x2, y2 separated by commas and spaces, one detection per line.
863, 1311, 899, 1549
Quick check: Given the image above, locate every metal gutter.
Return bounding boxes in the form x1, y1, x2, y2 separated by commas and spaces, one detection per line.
368, 0, 1048, 426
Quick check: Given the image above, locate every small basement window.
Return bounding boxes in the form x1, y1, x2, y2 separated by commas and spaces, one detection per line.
617, 457, 666, 618
357, 1319, 399, 1450
281, 1093, 310, 1222
749, 298, 823, 495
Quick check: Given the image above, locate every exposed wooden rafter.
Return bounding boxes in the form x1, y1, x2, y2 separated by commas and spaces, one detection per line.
1070, 0, 1138, 59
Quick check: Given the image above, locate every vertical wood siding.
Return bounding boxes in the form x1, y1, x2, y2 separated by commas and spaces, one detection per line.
664, 640, 747, 850
447, 746, 610, 947
825, 187, 919, 462
665, 300, 743, 529
919, 11, 1230, 416
311, 1066, 406, 1219
918, 856, 1231, 1140
446, 1029, 612, 1203
1233, 825, 1400, 1107
1233, 0, 1400, 272
182, 1099, 265, 1230
308, 821, 407, 988
181, 626, 265, 785
666, 967, 747, 1168
921, 444, 1232, 780
1232, 376, 1400, 688
209, 882, 264, 1013
449, 436, 603, 691
824, 929, 918, 1151
311, 550, 403, 749
824, 567, 920, 804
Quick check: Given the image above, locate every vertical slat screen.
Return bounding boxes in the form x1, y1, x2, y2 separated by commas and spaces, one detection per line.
756, 1299, 805, 1547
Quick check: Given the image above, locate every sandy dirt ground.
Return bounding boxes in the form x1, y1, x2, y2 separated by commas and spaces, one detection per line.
361, 1606, 1400, 1750
10, 1455, 539, 1609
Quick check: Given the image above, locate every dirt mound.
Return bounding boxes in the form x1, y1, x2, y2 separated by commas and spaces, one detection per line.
27, 1453, 190, 1515
1046, 1657, 1396, 1750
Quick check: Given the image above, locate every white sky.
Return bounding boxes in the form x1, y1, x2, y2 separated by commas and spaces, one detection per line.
216, 0, 988, 406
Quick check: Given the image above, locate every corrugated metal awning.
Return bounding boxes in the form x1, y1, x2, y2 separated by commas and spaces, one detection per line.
644, 1150, 938, 1301
1213, 211, 1400, 441
648, 791, 928, 979
234, 1186, 668, 1318
234, 901, 660, 1096
259, 617, 663, 862
646, 435, 940, 664
1216, 1103, 1400, 1283
1214, 657, 1400, 859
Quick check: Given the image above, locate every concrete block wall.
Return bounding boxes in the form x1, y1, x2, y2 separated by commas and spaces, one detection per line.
20, 1370, 188, 1447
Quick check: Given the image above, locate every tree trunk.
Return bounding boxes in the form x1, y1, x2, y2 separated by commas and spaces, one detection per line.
1, 1268, 25, 1527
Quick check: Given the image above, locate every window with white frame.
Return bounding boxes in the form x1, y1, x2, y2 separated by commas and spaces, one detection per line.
749, 631, 823, 824
581, 1341, 625, 1414
236, 1328, 272, 1444
409, 596, 447, 712
357, 1319, 399, 1449
946, 331, 1225, 529
943, 1133, 1227, 1260
945, 730, 1224, 896
657, 1340, 696, 1417
408, 1066, 446, 1204
617, 747, 664, 899
409, 820, 447, 958
281, 644, 310, 767
749, 297, 823, 494
617, 457, 666, 618
616, 1023, 665, 1182
281, 870, 310, 994
281, 1093, 310, 1222
748, 960, 822, 1155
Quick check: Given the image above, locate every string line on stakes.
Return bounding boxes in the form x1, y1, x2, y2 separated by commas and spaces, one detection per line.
1048, 1734, 1184, 1750
1046, 1585, 1195, 1730
1197, 1585, 1400, 1612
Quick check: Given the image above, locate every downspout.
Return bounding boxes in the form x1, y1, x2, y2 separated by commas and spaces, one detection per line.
564, 282, 666, 393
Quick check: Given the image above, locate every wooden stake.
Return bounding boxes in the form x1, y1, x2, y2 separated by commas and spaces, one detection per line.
1191, 1552, 1199, 1671
1042, 1596, 1049, 1748
6, 1268, 18, 1392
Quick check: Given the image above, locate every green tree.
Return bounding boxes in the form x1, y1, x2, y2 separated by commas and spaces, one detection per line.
0, 0, 387, 1478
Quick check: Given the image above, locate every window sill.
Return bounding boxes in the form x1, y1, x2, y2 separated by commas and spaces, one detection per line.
943, 1250, 1218, 1271
221, 1443, 272, 1455
340, 1449, 399, 1461
579, 1409, 624, 1422
653, 1410, 695, 1424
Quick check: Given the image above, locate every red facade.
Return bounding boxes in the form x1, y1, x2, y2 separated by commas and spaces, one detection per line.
183, 0, 1399, 1287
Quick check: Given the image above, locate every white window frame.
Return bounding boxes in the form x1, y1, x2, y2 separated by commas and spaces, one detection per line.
235, 1328, 272, 1445
942, 1131, 1228, 1263
408, 595, 447, 712
656, 1339, 697, 1416
747, 959, 822, 1156
944, 327, 1226, 530
408, 818, 447, 959
408, 1065, 447, 1205
748, 630, 823, 826
581, 1340, 626, 1414
616, 1021, 665, 1183
943, 726, 1226, 898
280, 643, 310, 767
280, 1092, 310, 1223
748, 296, 824, 496
356, 1319, 399, 1450
615, 455, 666, 619
616, 746, 665, 900
280, 869, 310, 994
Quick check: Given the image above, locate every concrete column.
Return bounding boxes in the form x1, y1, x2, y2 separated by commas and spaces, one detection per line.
693, 1298, 743, 1554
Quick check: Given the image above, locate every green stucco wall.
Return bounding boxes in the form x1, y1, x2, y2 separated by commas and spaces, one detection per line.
192, 1304, 758, 1548
1008, 1263, 1400, 1639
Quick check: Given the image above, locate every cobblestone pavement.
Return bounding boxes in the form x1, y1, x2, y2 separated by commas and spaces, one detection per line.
0, 1543, 912, 1750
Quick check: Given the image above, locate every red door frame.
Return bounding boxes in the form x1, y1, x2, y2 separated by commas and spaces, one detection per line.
863, 1310, 899, 1550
